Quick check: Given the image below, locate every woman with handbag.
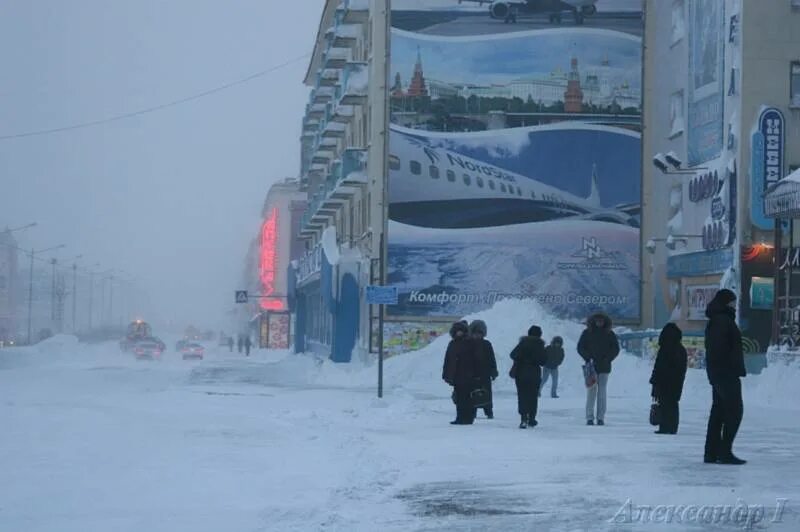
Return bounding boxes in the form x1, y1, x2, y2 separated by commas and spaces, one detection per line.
649, 322, 688, 434
470, 320, 498, 419
442, 321, 479, 425
510, 325, 547, 429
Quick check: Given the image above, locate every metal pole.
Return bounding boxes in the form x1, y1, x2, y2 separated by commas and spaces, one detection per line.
72, 264, 77, 332
377, 0, 391, 399
88, 272, 94, 330
109, 275, 114, 327
27, 249, 34, 344
100, 277, 105, 326
51, 258, 57, 323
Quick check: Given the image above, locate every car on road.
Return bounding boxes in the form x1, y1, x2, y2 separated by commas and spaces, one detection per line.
133, 340, 163, 360
181, 343, 205, 360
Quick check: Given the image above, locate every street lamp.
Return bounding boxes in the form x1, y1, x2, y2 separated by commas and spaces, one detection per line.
66, 255, 83, 333
645, 234, 703, 254
86, 263, 101, 331
652, 152, 707, 175
27, 244, 65, 344
5, 222, 37, 234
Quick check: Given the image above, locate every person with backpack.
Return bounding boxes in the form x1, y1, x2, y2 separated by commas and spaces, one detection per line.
510, 325, 547, 429
577, 313, 620, 426
443, 321, 479, 425
540, 336, 565, 398
649, 323, 688, 434
469, 320, 498, 419
703, 289, 747, 465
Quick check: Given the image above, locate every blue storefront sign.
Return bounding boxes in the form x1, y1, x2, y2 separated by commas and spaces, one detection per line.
366, 285, 398, 305
752, 108, 785, 229
667, 247, 734, 279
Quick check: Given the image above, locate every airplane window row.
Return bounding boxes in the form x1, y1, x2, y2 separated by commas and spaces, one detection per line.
394, 154, 533, 199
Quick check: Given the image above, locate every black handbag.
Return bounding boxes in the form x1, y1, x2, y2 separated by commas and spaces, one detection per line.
470, 387, 490, 408
649, 400, 661, 426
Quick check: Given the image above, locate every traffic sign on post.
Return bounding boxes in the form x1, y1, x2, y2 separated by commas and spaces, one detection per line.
366, 285, 398, 305
235, 290, 248, 304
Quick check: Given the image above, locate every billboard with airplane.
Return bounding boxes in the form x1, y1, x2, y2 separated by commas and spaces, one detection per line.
388, 0, 643, 322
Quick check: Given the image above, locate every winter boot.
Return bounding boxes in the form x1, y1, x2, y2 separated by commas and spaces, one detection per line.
586, 419, 594, 426
519, 415, 528, 429
597, 420, 605, 426
718, 454, 747, 465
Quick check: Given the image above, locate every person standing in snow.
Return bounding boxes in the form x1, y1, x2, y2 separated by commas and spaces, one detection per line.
540, 336, 565, 398
703, 289, 747, 465
443, 321, 480, 425
577, 313, 620, 426
227, 336, 234, 352
469, 320, 498, 419
237, 336, 243, 354
244, 336, 252, 357
649, 323, 688, 434
509, 325, 547, 429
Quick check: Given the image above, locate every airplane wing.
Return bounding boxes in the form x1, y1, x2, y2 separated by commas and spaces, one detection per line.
457, 0, 527, 5
573, 210, 640, 228
613, 203, 641, 216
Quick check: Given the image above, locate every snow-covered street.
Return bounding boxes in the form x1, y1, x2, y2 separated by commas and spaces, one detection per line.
2, 302, 799, 531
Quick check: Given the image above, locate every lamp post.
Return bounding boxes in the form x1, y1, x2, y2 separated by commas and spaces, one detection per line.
65, 255, 83, 333
27, 244, 65, 344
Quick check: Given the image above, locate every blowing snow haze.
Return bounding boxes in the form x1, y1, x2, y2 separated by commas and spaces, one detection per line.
0, 0, 324, 329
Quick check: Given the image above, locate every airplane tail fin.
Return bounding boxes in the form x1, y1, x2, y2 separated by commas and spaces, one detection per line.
587, 164, 601, 207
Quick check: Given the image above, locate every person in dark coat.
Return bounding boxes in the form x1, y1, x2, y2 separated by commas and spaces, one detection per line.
649, 323, 688, 434
237, 336, 243, 354
510, 325, 547, 428
469, 320, 498, 419
540, 336, 565, 398
244, 336, 252, 356
443, 321, 479, 425
703, 289, 747, 465
227, 336, 234, 352
577, 313, 620, 425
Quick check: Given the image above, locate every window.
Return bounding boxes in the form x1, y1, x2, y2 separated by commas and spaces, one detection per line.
489, 180, 496, 190
463, 174, 471, 186
410, 160, 421, 175
500, 183, 507, 193
389, 155, 400, 170
669, 90, 685, 138
792, 62, 800, 108
429, 165, 440, 179
476, 176, 484, 188
671, 0, 685, 45
446, 170, 456, 182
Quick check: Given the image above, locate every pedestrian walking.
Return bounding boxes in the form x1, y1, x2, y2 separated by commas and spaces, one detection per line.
443, 321, 479, 425
540, 336, 565, 398
244, 336, 252, 357
227, 336, 234, 353
469, 320, 498, 419
703, 289, 747, 465
577, 313, 620, 426
237, 336, 243, 354
649, 323, 688, 434
509, 325, 547, 429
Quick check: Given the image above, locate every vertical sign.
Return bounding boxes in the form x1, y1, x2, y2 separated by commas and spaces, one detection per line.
687, 0, 725, 166
752, 108, 785, 229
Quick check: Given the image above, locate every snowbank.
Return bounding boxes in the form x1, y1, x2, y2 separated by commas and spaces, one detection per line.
0, 335, 82, 370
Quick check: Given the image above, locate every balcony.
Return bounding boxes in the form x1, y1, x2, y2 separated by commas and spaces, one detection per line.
319, 69, 340, 87
323, 47, 349, 70
321, 120, 346, 138
306, 103, 326, 119
338, 62, 368, 106
311, 86, 335, 105
337, 0, 369, 25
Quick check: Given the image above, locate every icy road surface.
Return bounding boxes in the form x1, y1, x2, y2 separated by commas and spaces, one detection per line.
1, 329, 799, 531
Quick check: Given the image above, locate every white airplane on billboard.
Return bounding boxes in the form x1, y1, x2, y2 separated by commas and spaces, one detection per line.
389, 127, 640, 229
458, 0, 599, 24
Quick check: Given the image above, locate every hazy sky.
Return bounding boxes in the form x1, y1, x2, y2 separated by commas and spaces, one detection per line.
0, 0, 324, 330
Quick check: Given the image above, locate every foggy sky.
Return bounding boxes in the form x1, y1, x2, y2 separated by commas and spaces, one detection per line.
0, 0, 324, 331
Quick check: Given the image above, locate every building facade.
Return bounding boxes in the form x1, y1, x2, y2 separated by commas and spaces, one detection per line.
238, 178, 306, 348
293, 0, 388, 362
642, 0, 800, 356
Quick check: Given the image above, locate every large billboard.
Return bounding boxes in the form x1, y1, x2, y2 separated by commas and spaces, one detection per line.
687, 0, 724, 166
388, 0, 643, 322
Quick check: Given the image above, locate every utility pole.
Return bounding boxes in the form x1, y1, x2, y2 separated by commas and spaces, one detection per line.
109, 275, 114, 327
26, 244, 65, 344
88, 271, 94, 331
50, 258, 57, 324
72, 263, 78, 333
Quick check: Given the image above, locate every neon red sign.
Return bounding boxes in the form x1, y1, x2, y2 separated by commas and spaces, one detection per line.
259, 208, 284, 310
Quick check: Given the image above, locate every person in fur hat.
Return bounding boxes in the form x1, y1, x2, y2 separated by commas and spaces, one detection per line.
577, 313, 620, 425
442, 321, 479, 425
469, 320, 498, 419
510, 325, 547, 428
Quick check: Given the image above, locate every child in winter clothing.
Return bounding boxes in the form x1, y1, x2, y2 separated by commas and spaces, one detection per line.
540, 336, 565, 398
469, 320, 498, 419
649, 323, 688, 434
510, 325, 547, 428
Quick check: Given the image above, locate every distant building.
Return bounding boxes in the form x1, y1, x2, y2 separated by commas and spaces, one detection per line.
0, 229, 18, 343
406, 49, 429, 97
564, 57, 584, 113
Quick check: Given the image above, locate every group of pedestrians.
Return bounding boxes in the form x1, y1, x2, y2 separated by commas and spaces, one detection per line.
441, 288, 748, 465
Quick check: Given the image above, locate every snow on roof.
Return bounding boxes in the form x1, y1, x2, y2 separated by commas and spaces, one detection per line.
344, 62, 369, 95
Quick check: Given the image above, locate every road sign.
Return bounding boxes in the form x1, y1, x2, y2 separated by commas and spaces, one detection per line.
366, 285, 398, 305
235, 290, 248, 304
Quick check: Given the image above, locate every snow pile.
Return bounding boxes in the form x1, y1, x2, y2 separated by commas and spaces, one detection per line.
743, 357, 800, 411
321, 226, 340, 265
0, 335, 83, 370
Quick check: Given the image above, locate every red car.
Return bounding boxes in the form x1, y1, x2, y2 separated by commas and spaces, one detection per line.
181, 343, 205, 360
134, 340, 163, 360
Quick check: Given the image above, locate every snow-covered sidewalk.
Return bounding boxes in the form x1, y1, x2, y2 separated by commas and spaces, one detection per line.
1, 303, 799, 531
